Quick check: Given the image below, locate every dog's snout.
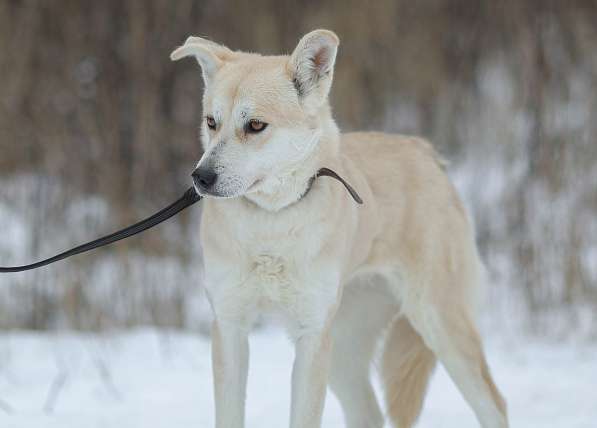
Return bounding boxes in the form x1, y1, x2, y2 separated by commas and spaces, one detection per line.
192, 167, 218, 191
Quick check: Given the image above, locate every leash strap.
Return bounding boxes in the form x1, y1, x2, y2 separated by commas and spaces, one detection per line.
0, 167, 362, 273
0, 188, 201, 273
317, 167, 363, 204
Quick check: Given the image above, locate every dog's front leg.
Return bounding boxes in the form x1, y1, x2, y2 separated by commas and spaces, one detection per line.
212, 318, 249, 428
288, 271, 342, 428
290, 325, 334, 428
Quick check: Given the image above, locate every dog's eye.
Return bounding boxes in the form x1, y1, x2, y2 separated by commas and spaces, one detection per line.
247, 120, 268, 133
206, 116, 217, 130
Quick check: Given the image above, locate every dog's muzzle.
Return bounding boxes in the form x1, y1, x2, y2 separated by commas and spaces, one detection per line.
192, 166, 218, 194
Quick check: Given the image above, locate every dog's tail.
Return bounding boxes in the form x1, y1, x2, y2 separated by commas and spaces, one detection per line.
381, 317, 436, 428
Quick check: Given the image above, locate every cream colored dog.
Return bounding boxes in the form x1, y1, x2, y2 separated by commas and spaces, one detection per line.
171, 30, 508, 428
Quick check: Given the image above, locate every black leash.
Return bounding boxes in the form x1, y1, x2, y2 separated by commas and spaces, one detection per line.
0, 188, 201, 273
0, 168, 361, 273
316, 167, 363, 204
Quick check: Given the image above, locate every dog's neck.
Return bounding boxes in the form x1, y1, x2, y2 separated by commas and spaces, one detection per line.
244, 111, 340, 212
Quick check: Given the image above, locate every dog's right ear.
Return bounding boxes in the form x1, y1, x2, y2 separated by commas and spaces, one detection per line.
170, 37, 233, 85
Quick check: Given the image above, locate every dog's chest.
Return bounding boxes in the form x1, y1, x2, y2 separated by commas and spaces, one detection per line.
248, 253, 295, 305
240, 224, 321, 308
204, 201, 333, 315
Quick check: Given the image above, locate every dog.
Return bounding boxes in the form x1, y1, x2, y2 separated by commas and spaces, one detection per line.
171, 29, 508, 428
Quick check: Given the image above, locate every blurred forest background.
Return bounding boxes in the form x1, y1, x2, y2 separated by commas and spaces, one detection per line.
0, 0, 595, 337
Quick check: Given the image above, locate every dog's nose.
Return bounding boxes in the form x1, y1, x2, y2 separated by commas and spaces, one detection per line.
192, 167, 218, 190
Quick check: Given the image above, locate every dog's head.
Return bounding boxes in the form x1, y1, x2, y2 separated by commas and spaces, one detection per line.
171, 30, 339, 198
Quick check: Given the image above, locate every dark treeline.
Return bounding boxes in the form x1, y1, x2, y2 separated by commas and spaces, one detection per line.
0, 1, 596, 334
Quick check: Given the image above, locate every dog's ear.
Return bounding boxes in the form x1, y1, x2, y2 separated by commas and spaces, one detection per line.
170, 37, 233, 84
288, 30, 339, 107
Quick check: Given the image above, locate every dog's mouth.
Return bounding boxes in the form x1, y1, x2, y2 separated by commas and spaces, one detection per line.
247, 177, 264, 193
195, 187, 235, 199
194, 178, 262, 199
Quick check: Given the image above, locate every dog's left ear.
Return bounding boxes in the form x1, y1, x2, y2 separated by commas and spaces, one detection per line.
170, 36, 233, 85
288, 30, 339, 108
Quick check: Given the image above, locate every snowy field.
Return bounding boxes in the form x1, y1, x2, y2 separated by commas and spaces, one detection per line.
0, 328, 595, 428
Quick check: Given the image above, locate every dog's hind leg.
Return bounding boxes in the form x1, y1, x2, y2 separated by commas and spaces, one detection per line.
403, 294, 508, 428
329, 276, 396, 428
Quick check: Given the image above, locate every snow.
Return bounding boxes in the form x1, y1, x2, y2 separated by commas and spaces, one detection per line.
0, 328, 595, 427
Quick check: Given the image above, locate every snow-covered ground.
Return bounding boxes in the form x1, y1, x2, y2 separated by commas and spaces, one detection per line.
0, 328, 595, 428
